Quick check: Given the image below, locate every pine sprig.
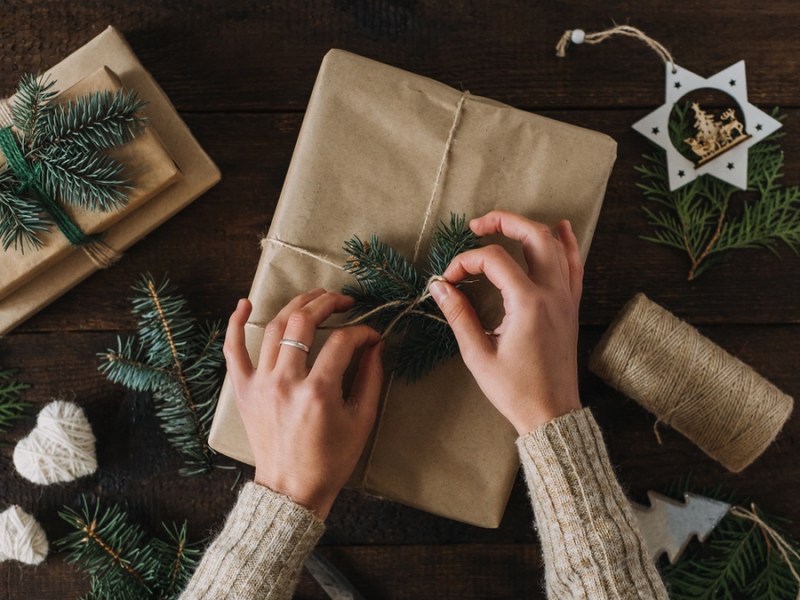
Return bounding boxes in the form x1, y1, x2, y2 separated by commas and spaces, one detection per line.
1, 73, 147, 252
659, 482, 800, 600
343, 213, 481, 380
639, 105, 800, 279
11, 74, 57, 147
0, 367, 29, 434
57, 497, 203, 600
99, 274, 225, 476
41, 89, 146, 152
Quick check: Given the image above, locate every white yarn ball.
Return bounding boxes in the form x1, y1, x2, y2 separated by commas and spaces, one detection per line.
13, 400, 97, 485
0, 506, 49, 565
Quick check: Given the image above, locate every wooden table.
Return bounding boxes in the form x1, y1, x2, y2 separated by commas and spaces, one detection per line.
2, 2, 798, 598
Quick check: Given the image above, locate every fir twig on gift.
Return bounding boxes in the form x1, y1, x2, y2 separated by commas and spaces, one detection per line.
57, 496, 203, 600
341, 213, 481, 380
637, 103, 800, 280
0, 73, 146, 259
99, 274, 227, 476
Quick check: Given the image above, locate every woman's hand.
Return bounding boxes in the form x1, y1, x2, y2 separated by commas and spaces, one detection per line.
223, 290, 384, 520
430, 211, 583, 435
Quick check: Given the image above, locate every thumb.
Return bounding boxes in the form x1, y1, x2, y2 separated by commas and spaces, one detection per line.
348, 340, 384, 425
429, 280, 493, 364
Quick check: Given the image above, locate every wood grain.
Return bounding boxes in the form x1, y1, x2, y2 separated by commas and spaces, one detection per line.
1, 2, 798, 598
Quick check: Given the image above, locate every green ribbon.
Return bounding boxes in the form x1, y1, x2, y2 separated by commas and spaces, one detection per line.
0, 126, 94, 247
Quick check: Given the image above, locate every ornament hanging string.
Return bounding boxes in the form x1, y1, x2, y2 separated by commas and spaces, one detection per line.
555, 24, 678, 74
730, 503, 800, 594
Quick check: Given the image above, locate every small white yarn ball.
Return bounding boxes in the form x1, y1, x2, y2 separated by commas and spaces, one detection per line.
0, 506, 49, 565
570, 29, 586, 44
13, 400, 97, 485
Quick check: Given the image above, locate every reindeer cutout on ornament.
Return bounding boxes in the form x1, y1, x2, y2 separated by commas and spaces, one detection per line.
683, 102, 750, 166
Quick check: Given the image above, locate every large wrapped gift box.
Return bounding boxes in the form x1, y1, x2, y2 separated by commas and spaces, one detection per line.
0, 26, 220, 335
209, 49, 617, 527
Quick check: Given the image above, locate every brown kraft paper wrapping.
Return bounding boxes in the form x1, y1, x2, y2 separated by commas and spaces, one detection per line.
0, 27, 220, 335
208, 49, 617, 527
0, 66, 181, 301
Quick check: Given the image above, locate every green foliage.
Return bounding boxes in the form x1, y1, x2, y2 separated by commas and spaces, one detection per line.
0, 367, 29, 434
343, 213, 481, 380
0, 73, 146, 251
57, 496, 202, 600
99, 274, 225, 476
638, 103, 800, 280
659, 483, 800, 600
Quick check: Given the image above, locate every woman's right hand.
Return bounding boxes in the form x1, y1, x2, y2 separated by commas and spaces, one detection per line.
429, 211, 584, 435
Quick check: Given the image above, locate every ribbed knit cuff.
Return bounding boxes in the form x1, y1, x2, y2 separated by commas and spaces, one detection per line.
180, 481, 325, 600
517, 408, 668, 600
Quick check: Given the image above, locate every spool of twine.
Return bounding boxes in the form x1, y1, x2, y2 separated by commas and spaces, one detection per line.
589, 293, 793, 472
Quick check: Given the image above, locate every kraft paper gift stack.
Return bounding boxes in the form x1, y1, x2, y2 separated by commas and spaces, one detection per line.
209, 49, 617, 527
0, 26, 220, 335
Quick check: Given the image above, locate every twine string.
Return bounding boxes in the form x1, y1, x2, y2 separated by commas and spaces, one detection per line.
730, 504, 800, 592
555, 24, 677, 73
259, 91, 472, 337
0, 126, 120, 267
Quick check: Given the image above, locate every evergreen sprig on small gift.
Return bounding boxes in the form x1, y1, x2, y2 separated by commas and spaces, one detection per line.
99, 274, 225, 476
57, 496, 203, 600
638, 103, 800, 280
0, 367, 29, 434
0, 73, 146, 252
342, 213, 481, 380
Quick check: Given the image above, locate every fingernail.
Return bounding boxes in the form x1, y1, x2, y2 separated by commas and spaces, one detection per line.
237, 298, 246, 309
429, 280, 449, 303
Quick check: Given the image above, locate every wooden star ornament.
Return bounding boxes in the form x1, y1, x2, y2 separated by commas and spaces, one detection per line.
632, 61, 782, 191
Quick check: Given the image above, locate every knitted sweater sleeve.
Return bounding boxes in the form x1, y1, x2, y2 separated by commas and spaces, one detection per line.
516, 407, 669, 599
180, 481, 324, 600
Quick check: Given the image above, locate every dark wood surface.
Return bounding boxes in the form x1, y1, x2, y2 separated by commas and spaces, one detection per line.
1, 2, 799, 599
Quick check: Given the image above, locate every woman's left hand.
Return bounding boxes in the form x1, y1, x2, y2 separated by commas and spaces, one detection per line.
224, 290, 384, 520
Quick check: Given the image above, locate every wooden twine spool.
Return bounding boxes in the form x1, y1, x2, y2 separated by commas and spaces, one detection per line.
589, 293, 793, 472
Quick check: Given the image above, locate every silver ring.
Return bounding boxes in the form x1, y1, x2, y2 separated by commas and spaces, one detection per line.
279, 338, 310, 353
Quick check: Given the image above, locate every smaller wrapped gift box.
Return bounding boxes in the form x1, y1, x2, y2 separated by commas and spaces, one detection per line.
0, 26, 220, 335
0, 66, 180, 301
209, 50, 617, 527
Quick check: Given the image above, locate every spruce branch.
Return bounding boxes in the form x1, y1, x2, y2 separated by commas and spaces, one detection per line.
0, 367, 29, 434
0, 73, 148, 253
99, 274, 225, 476
0, 175, 49, 250
58, 497, 203, 600
40, 89, 147, 152
11, 73, 57, 147
57, 497, 158, 600
342, 213, 481, 380
38, 146, 129, 211
659, 483, 800, 600
639, 105, 800, 280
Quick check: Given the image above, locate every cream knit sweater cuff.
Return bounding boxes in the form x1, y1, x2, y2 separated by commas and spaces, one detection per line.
516, 408, 669, 600
180, 481, 325, 600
